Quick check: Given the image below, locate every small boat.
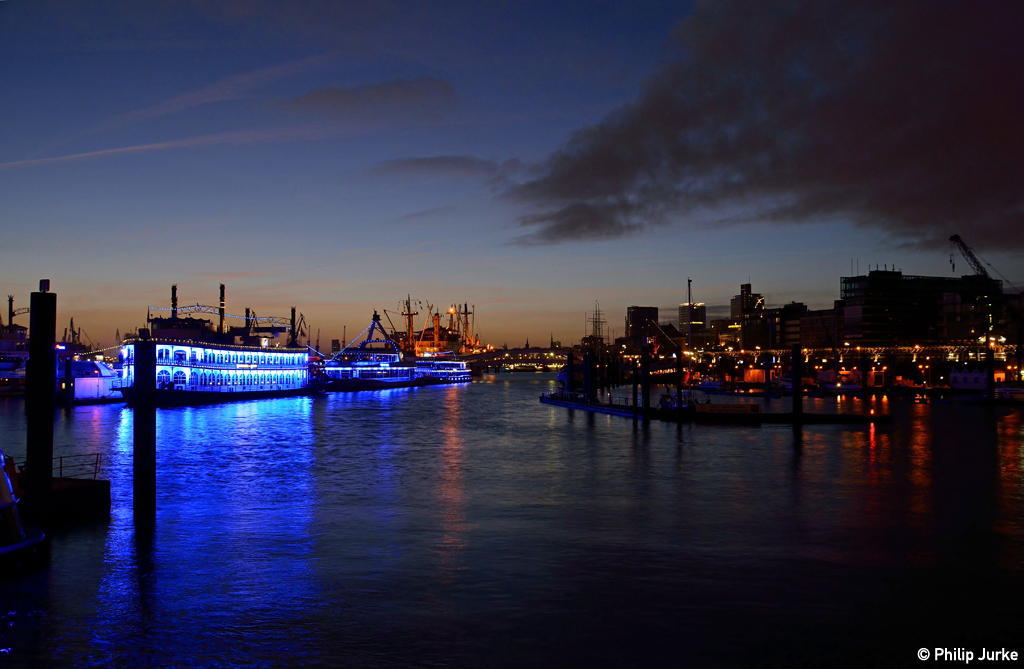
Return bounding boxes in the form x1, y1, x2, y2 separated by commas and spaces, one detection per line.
322, 312, 470, 392
995, 387, 1024, 402
414, 355, 472, 384
660, 389, 711, 410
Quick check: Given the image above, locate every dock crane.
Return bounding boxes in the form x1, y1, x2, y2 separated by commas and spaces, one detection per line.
949, 234, 990, 277
950, 233, 1024, 382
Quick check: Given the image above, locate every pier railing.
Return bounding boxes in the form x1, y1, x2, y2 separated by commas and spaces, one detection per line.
53, 453, 102, 480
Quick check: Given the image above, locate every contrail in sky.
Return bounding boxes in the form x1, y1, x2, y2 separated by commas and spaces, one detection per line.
0, 126, 334, 170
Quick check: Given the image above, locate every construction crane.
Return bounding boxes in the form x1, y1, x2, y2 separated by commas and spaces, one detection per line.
949, 234, 990, 278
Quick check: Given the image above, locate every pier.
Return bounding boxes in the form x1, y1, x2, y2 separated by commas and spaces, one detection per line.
540, 344, 891, 426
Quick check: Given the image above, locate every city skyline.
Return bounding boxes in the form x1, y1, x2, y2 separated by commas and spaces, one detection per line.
3, 1, 1023, 347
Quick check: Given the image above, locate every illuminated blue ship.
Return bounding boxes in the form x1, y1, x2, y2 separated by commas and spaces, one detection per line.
414, 356, 472, 383
120, 285, 312, 406
322, 312, 471, 391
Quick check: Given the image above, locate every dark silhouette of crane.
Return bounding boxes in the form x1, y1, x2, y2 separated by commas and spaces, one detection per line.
949, 234, 990, 278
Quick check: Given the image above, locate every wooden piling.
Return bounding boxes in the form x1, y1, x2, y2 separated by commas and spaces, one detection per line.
583, 350, 593, 404
632, 360, 639, 426
641, 345, 651, 422
676, 354, 684, 423
986, 348, 996, 400
791, 344, 803, 420
25, 282, 57, 525
133, 336, 157, 522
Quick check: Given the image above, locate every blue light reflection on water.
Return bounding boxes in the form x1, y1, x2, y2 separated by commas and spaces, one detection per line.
0, 379, 1022, 665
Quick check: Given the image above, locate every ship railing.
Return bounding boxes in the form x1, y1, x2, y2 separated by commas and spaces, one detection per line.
53, 453, 101, 480
156, 360, 307, 370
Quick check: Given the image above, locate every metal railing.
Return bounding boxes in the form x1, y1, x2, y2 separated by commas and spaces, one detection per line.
148, 359, 307, 370
53, 453, 102, 480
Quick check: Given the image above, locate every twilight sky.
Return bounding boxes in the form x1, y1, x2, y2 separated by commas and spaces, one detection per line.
2, 1, 1022, 349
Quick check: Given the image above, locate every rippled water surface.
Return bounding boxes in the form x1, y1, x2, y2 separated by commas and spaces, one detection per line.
1, 374, 1023, 666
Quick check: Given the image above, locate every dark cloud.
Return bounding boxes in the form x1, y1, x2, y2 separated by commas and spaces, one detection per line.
511, 0, 1024, 249
282, 77, 458, 123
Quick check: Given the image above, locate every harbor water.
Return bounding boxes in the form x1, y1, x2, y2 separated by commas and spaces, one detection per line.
1, 374, 1022, 666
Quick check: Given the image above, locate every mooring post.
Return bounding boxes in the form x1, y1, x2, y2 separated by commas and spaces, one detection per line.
25, 280, 57, 525
133, 334, 157, 522
791, 344, 803, 421
583, 350, 593, 404
986, 348, 996, 400
62, 348, 74, 407
565, 352, 574, 396
764, 353, 772, 397
632, 359, 639, 426
860, 353, 869, 398
676, 354, 684, 422
1017, 328, 1023, 383
641, 345, 651, 422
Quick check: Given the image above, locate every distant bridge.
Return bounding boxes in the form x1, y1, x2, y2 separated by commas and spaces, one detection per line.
463, 347, 570, 372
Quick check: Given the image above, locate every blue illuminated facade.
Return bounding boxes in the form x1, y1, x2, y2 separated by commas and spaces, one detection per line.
122, 342, 310, 395
414, 358, 471, 383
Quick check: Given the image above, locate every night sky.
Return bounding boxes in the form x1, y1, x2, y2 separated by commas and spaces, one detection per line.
2, 1, 1022, 348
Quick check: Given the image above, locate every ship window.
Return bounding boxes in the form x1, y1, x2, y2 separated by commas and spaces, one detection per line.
173, 371, 186, 385
157, 370, 171, 386
190, 372, 198, 387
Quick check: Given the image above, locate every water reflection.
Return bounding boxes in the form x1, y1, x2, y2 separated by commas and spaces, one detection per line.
435, 386, 467, 584
0, 382, 1021, 666
86, 398, 321, 665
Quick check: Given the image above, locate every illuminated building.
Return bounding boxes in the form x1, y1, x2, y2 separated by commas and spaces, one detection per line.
840, 270, 1003, 345
625, 306, 658, 345
679, 302, 706, 330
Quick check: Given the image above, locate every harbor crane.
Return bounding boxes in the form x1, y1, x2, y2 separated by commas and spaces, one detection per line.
950, 233, 1023, 381
949, 234, 990, 277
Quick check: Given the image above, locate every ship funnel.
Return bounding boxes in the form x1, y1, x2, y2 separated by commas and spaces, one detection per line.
7, 295, 13, 327
219, 284, 226, 334
290, 307, 296, 345
245, 308, 251, 330
171, 284, 178, 319
0, 448, 26, 547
